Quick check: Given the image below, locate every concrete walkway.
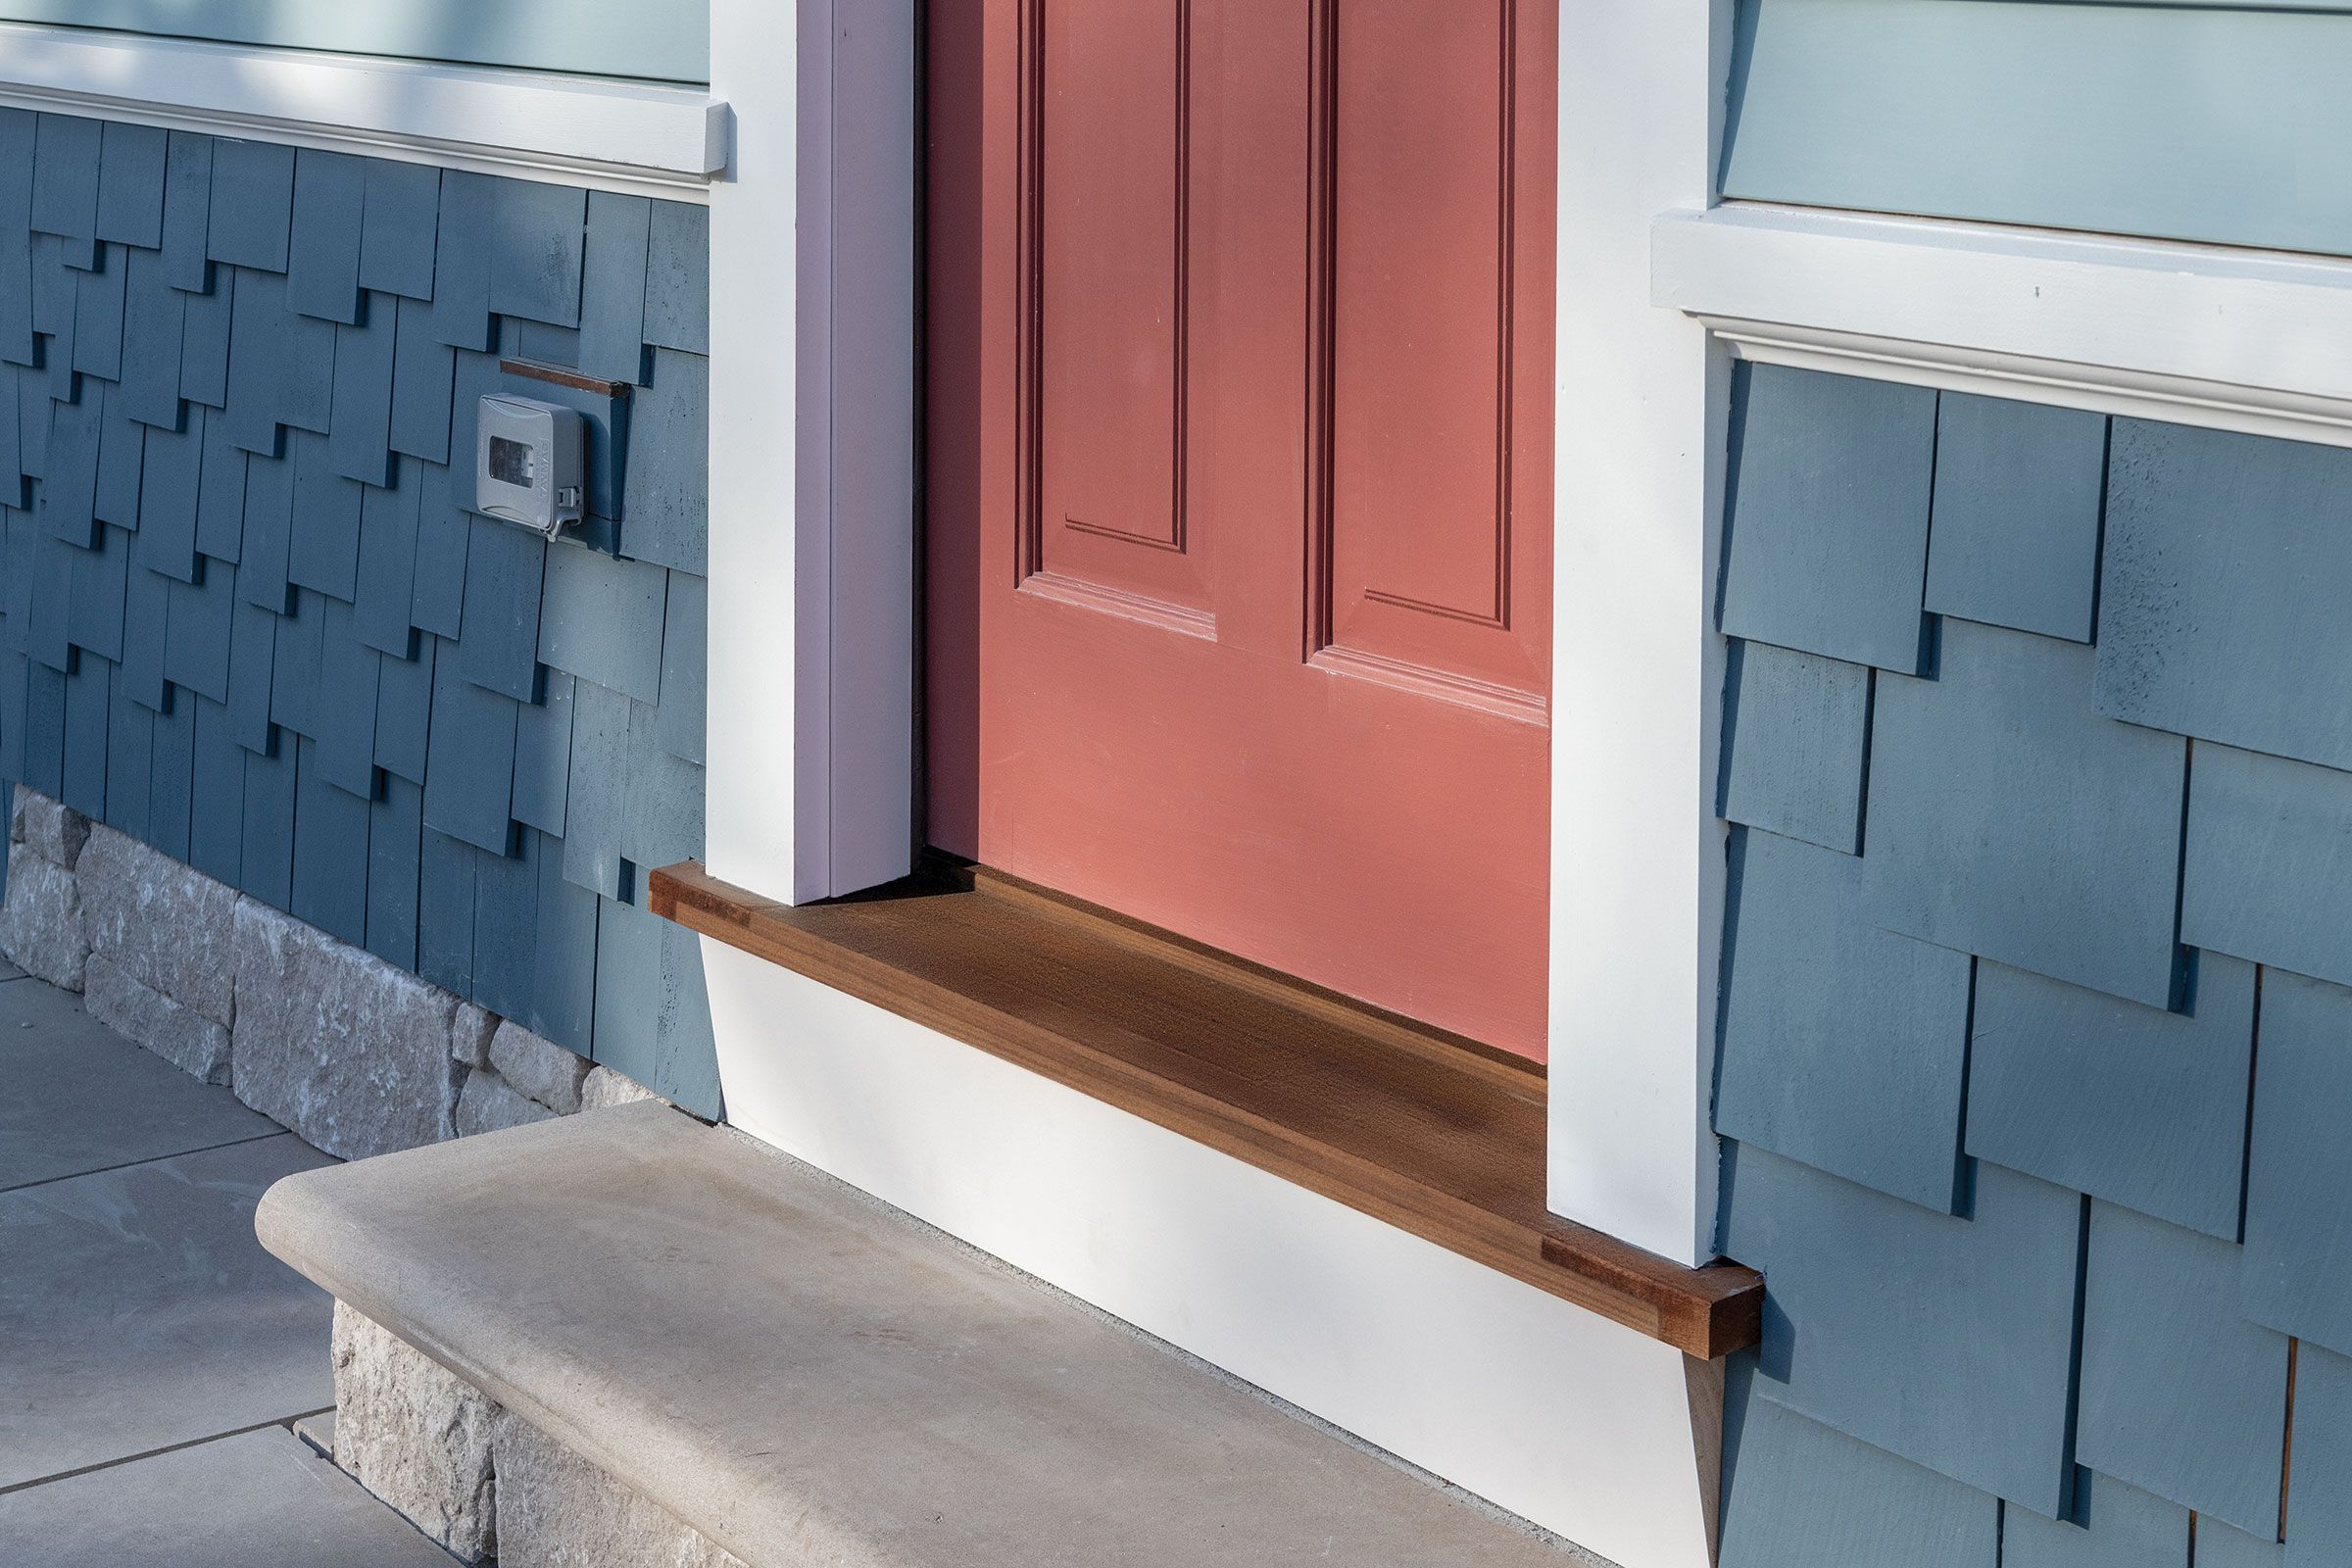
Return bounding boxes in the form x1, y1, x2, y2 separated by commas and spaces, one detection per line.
0, 965, 458, 1565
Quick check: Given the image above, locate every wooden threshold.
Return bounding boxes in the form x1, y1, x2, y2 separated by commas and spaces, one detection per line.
649, 856, 1763, 1360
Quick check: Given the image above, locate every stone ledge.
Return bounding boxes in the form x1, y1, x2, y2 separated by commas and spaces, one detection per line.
257, 1104, 1584, 1568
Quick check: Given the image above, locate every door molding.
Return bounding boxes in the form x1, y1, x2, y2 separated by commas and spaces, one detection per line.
1544, 2, 1736, 1267
706, 0, 918, 906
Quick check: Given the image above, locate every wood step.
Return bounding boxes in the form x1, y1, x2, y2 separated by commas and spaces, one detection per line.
258, 1102, 1594, 1567
650, 857, 1761, 1360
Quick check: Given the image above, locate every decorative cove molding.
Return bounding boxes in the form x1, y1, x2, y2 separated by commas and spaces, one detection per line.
0, 22, 728, 202
1654, 202, 2352, 449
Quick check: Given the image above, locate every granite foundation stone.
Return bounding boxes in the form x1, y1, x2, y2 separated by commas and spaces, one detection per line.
492, 1408, 748, 1568
331, 1303, 498, 1564
84, 954, 234, 1085
455, 1069, 559, 1138
581, 1064, 660, 1111
76, 826, 240, 1026
0, 852, 88, 991
451, 1004, 499, 1071
11, 786, 89, 869
488, 1021, 592, 1114
232, 901, 464, 1159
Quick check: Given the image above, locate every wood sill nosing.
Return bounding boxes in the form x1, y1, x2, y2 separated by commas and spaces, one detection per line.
650, 857, 1763, 1360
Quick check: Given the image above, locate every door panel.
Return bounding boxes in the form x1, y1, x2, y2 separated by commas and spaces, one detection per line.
1035, 1, 1207, 620
1322, 0, 1548, 709
931, 0, 1555, 1055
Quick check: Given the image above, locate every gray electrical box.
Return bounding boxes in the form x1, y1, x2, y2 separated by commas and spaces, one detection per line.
475, 394, 586, 537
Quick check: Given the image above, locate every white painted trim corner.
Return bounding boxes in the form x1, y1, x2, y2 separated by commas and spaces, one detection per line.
705, 0, 916, 907
1654, 201, 2352, 449
1546, 3, 1734, 1269
0, 21, 726, 201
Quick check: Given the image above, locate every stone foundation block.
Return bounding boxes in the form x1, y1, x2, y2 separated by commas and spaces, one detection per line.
11, 786, 89, 869
581, 1064, 660, 1111
332, 1304, 497, 1564
85, 954, 234, 1084
491, 1408, 747, 1568
451, 1003, 499, 1071
232, 901, 463, 1159
454, 1069, 559, 1138
488, 1020, 592, 1113
77, 825, 239, 1026
0, 852, 87, 991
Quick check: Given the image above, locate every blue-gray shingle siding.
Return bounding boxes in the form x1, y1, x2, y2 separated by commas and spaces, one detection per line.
0, 107, 717, 1116
1715, 362, 2352, 1561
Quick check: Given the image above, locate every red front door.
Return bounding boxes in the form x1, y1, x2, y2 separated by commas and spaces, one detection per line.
928, 1, 1555, 1056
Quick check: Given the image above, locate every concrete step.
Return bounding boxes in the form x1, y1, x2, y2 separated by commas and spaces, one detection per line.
257, 1102, 1592, 1568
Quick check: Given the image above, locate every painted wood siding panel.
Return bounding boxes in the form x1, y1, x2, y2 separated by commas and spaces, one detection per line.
0, 109, 716, 1115
2239, 971, 2352, 1360
1719, 363, 1936, 672
2077, 1203, 2289, 1539
1718, 640, 1868, 854
2098, 420, 2352, 773
1924, 395, 2105, 645
1965, 956, 2255, 1243
1865, 620, 2185, 1008
2182, 743, 2352, 991
1722, 0, 2352, 257
2001, 1471, 2189, 1568
0, 2, 710, 86
1717, 826, 1971, 1211
2285, 1347, 2352, 1568
1720, 1144, 2084, 1517
1717, 1379, 1999, 1568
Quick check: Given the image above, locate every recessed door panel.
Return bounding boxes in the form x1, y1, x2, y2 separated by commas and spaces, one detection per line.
931, 0, 1556, 1054
1320, 0, 1548, 710
1034, 0, 1206, 622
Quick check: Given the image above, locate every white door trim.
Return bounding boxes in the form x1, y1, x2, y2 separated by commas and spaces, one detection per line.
0, 21, 724, 201
1656, 200, 2352, 449
1544, 2, 1737, 1268
704, 0, 916, 906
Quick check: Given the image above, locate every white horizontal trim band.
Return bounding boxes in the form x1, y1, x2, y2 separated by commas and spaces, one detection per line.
1654, 202, 2352, 448
0, 23, 729, 203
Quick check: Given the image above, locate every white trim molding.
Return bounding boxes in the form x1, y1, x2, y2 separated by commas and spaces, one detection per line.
1546, 3, 1736, 1268
0, 22, 727, 201
1655, 201, 2352, 448
705, 0, 916, 907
